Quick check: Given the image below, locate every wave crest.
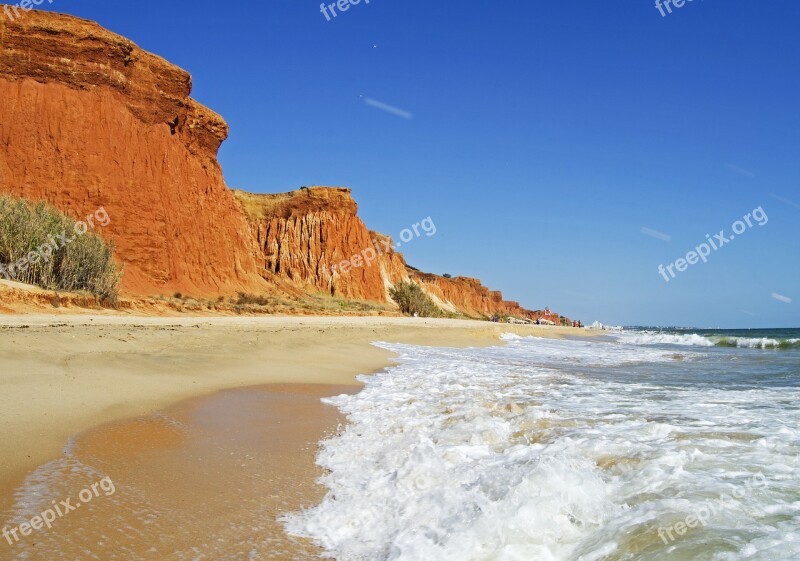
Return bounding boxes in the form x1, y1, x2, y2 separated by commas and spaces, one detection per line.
620, 332, 800, 349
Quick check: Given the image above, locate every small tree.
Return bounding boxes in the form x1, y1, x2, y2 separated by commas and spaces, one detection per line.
389, 282, 442, 317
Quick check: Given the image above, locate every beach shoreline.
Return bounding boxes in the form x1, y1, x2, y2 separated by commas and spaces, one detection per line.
0, 316, 590, 517
1, 382, 357, 559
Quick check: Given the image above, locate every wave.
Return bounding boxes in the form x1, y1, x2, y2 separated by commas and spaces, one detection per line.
620, 333, 715, 347
620, 332, 800, 350
714, 336, 800, 349
284, 339, 800, 561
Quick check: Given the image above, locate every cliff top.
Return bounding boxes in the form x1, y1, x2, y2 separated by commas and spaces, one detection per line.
232, 187, 357, 220
0, 10, 228, 155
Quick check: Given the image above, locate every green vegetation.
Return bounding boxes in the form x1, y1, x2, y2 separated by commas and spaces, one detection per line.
0, 194, 122, 302
389, 281, 443, 317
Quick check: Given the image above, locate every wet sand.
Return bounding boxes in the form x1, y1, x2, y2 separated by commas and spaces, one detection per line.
2, 383, 354, 560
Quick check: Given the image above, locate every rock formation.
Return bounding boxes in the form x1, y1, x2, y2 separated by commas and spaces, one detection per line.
0, 10, 563, 321
233, 187, 553, 320
0, 11, 267, 296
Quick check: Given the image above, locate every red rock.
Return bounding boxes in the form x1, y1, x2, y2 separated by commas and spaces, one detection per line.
0, 11, 267, 296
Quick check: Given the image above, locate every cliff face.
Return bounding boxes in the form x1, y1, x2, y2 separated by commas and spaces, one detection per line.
0, 10, 561, 320
0, 11, 267, 296
412, 273, 545, 320
233, 188, 548, 319
233, 187, 407, 302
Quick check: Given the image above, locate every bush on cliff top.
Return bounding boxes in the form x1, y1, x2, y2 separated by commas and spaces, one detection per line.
389, 281, 443, 318
0, 194, 122, 302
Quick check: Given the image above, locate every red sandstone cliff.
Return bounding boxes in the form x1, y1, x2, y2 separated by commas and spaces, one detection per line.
411, 273, 548, 321
0, 11, 268, 296
232, 187, 407, 302
233, 187, 552, 320
0, 11, 562, 321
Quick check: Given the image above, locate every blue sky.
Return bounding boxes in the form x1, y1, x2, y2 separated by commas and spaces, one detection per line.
25, 0, 800, 327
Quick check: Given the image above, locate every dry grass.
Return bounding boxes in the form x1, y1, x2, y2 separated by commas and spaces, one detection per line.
148, 291, 395, 316
0, 195, 122, 302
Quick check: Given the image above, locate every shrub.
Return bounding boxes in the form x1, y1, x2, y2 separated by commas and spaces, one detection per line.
0, 194, 122, 302
389, 281, 443, 317
236, 292, 271, 306
442, 273, 452, 278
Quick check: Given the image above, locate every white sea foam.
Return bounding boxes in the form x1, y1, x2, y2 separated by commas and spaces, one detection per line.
286, 337, 800, 561
618, 332, 716, 346
617, 332, 800, 349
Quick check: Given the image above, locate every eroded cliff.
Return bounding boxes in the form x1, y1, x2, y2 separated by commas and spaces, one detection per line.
233, 187, 556, 320
233, 187, 408, 302
0, 11, 267, 296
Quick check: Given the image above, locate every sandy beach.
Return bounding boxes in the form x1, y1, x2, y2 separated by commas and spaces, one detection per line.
0, 315, 587, 558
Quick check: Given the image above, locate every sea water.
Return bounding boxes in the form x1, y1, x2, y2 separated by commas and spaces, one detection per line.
286, 330, 800, 561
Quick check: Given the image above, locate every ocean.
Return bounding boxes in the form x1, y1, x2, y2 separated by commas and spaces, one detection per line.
286, 329, 800, 561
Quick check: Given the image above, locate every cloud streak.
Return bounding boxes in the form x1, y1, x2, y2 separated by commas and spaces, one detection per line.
769, 193, 800, 210
363, 97, 413, 119
725, 164, 755, 178
640, 227, 672, 242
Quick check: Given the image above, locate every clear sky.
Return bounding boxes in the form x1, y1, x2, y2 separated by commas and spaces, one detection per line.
22, 0, 800, 327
